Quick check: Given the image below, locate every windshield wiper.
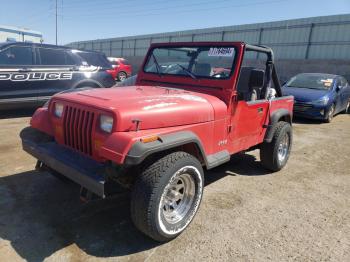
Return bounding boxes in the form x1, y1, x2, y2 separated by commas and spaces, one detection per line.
152, 54, 162, 77
174, 63, 197, 79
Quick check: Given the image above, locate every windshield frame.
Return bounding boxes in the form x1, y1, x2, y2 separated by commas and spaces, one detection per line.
142, 44, 238, 81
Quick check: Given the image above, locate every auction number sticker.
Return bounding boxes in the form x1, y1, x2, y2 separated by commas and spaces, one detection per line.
321, 78, 333, 87
208, 47, 234, 57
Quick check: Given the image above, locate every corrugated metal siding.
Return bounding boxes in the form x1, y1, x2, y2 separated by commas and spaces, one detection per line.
67, 14, 350, 60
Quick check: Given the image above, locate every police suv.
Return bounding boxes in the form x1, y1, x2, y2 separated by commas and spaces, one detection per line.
0, 42, 115, 110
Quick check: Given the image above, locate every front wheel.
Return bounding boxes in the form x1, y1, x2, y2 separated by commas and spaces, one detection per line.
344, 99, 350, 114
260, 121, 292, 172
131, 152, 204, 242
325, 104, 335, 123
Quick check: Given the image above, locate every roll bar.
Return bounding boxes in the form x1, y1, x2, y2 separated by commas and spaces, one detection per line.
245, 44, 282, 98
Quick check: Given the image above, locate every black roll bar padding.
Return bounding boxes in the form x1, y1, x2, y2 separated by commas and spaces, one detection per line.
272, 64, 282, 97
245, 44, 282, 98
263, 61, 273, 99
245, 44, 274, 62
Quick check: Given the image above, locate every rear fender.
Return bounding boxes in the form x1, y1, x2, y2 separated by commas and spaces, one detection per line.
264, 108, 292, 143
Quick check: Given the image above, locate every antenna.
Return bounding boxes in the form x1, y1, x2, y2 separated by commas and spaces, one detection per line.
55, 0, 58, 45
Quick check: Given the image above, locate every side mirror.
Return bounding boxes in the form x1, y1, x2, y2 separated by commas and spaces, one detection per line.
336, 85, 342, 92
249, 69, 265, 89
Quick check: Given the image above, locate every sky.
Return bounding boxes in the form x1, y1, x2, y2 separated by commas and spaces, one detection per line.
0, 0, 349, 45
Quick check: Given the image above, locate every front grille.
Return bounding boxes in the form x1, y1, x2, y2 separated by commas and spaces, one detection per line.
294, 102, 313, 112
63, 106, 95, 156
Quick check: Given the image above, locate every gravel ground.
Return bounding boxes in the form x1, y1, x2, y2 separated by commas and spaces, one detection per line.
0, 112, 349, 262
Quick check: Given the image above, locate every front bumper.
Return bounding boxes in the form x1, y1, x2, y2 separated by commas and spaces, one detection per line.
293, 102, 329, 120
20, 127, 108, 197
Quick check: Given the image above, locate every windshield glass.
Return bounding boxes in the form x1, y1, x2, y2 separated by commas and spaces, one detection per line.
144, 46, 236, 79
286, 74, 334, 90
76, 52, 111, 68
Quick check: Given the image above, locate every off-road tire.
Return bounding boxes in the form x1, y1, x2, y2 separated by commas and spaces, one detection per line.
260, 121, 292, 172
325, 104, 335, 123
131, 152, 204, 242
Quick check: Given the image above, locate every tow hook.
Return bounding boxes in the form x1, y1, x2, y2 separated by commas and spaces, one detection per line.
35, 160, 45, 171
79, 187, 98, 202
36, 160, 99, 202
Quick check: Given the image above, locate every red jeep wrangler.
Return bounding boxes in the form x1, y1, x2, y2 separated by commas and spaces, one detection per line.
20, 42, 294, 242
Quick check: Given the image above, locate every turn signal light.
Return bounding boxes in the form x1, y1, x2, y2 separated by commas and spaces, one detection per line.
141, 136, 159, 143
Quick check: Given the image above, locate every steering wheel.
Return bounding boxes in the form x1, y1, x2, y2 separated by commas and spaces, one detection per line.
212, 72, 226, 78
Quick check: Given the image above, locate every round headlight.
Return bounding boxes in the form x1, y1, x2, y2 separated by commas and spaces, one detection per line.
54, 103, 64, 117
100, 115, 114, 133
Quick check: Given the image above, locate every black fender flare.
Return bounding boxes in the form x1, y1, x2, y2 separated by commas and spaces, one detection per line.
124, 131, 230, 169
264, 109, 292, 143
73, 79, 103, 89
124, 131, 207, 166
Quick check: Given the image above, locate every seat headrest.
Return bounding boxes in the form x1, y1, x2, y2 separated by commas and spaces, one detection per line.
249, 69, 265, 89
237, 67, 255, 93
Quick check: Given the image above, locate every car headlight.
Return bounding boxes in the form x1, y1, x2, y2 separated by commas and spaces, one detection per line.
54, 103, 64, 117
313, 96, 329, 105
100, 115, 114, 133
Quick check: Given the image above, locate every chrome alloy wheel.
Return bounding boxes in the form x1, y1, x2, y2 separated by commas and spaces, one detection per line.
118, 72, 127, 81
160, 170, 196, 224
277, 133, 289, 163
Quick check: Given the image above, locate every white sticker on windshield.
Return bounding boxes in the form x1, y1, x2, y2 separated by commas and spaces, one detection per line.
321, 78, 333, 87
208, 48, 234, 57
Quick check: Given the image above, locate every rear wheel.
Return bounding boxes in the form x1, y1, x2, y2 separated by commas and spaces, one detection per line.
260, 121, 292, 172
117, 71, 127, 81
131, 152, 204, 242
325, 104, 335, 123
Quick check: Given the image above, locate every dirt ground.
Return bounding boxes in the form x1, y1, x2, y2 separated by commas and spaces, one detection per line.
0, 111, 349, 262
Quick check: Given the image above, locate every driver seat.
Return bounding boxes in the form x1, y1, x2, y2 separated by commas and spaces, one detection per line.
237, 67, 264, 101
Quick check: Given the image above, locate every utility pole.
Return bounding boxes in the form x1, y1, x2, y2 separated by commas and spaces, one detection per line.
55, 0, 58, 45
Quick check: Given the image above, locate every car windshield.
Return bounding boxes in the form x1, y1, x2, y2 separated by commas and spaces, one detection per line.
76, 51, 111, 68
144, 45, 236, 79
286, 74, 334, 90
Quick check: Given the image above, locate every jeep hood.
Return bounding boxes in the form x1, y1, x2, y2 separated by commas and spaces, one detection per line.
54, 85, 227, 131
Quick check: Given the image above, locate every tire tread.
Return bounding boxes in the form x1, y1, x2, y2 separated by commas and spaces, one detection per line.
260, 121, 292, 171
131, 151, 197, 241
